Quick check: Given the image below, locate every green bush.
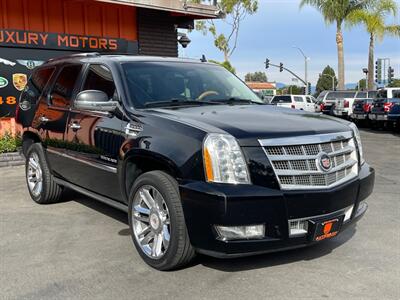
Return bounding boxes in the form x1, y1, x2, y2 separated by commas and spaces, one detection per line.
0, 133, 22, 154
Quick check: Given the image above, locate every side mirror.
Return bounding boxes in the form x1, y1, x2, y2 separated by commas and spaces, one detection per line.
74, 90, 117, 112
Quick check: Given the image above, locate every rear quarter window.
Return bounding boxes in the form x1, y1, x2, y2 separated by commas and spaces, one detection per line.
271, 96, 291, 103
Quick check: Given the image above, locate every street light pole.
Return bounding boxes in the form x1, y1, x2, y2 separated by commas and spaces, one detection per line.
321, 73, 335, 91
293, 46, 309, 95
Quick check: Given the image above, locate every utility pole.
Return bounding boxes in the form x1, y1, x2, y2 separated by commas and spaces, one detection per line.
293, 46, 309, 95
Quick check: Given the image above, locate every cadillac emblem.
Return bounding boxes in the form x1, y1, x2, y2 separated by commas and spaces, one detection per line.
317, 153, 332, 172
12, 73, 27, 91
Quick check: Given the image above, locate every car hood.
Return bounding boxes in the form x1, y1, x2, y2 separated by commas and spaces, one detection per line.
144, 104, 352, 146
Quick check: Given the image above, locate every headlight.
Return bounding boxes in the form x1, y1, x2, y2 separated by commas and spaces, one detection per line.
349, 123, 364, 164
203, 133, 251, 184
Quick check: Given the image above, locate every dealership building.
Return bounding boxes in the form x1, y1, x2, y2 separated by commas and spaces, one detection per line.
0, 0, 218, 134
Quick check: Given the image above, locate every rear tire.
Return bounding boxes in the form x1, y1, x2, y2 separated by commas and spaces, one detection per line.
25, 143, 63, 204
128, 171, 195, 271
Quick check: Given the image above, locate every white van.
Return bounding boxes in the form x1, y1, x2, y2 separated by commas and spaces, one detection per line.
270, 95, 316, 112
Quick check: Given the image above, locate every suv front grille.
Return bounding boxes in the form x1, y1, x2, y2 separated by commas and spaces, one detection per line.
259, 132, 358, 190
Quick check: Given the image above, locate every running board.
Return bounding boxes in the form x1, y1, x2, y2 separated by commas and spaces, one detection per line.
54, 178, 128, 213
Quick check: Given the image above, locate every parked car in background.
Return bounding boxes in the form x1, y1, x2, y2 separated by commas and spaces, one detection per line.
317, 90, 376, 116
270, 95, 315, 112
375, 87, 400, 99
370, 98, 400, 129
351, 98, 374, 126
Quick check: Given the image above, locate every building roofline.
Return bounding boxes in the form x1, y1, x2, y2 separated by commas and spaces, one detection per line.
94, 0, 221, 18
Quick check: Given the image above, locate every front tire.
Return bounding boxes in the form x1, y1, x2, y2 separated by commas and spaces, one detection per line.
25, 143, 63, 204
128, 171, 195, 271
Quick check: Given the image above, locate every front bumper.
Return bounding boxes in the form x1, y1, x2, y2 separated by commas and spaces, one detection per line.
179, 163, 374, 258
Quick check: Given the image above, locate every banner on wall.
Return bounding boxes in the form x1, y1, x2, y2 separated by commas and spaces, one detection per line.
0, 29, 138, 118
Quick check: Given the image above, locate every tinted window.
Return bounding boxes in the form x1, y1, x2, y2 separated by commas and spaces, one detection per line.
271, 96, 291, 103
21, 67, 55, 105
82, 64, 115, 99
368, 91, 377, 98
356, 91, 367, 98
377, 90, 388, 98
326, 91, 356, 100
50, 64, 82, 108
122, 62, 261, 108
392, 90, 400, 98
31, 67, 55, 95
294, 96, 303, 102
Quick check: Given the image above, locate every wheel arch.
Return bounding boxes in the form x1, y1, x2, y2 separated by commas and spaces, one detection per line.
22, 131, 41, 156
120, 150, 182, 204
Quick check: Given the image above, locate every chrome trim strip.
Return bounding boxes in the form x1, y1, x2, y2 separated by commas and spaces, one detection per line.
279, 173, 358, 191
274, 159, 357, 176
46, 148, 117, 173
53, 177, 127, 212
267, 145, 355, 161
258, 131, 353, 147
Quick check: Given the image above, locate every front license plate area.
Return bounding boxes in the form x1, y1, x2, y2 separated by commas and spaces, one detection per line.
312, 215, 344, 242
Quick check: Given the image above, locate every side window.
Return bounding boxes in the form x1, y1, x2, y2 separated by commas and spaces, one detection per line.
82, 64, 116, 99
306, 96, 312, 103
50, 64, 82, 108
392, 90, 400, 98
21, 67, 55, 105
294, 96, 303, 102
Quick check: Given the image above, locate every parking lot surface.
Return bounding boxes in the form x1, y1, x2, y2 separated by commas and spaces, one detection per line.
1, 129, 399, 300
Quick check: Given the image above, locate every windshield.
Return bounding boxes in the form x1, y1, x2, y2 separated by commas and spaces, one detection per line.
271, 96, 291, 103
122, 62, 262, 108
326, 91, 357, 100
316, 90, 328, 101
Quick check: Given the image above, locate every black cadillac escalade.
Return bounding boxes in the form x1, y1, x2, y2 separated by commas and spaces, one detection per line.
17, 54, 375, 271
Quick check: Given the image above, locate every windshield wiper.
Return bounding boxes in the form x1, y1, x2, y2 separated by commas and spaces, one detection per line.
209, 97, 259, 105
144, 99, 221, 108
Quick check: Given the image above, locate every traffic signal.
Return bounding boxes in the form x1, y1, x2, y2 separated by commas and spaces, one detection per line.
279, 63, 283, 72
308, 82, 312, 95
388, 67, 394, 83
375, 59, 382, 83
265, 58, 270, 69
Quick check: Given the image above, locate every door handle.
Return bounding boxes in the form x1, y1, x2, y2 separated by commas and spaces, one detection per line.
39, 116, 49, 123
69, 123, 81, 130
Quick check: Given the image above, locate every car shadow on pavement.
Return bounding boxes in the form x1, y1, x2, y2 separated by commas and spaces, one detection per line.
197, 225, 356, 272
67, 192, 357, 272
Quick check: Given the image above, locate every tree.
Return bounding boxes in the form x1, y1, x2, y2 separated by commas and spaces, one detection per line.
209, 59, 236, 74
244, 72, 268, 82
355, 78, 367, 90
194, 0, 258, 63
347, 0, 400, 90
286, 85, 304, 95
388, 78, 400, 88
316, 65, 338, 95
300, 0, 371, 90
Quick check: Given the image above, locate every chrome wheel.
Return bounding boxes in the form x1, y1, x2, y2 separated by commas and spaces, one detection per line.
27, 153, 43, 197
131, 185, 171, 259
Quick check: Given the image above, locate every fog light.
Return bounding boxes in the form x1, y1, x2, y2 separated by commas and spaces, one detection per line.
344, 205, 354, 222
215, 225, 265, 241
289, 220, 308, 237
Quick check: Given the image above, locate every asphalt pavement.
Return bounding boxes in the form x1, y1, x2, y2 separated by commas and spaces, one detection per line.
1, 129, 399, 300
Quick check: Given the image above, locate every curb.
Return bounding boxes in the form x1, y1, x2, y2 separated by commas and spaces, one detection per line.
0, 152, 25, 168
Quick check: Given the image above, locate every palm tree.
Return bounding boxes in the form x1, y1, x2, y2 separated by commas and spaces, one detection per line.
300, 0, 371, 90
347, 0, 400, 90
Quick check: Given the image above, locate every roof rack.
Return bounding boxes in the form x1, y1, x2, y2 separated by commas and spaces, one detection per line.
48, 52, 100, 62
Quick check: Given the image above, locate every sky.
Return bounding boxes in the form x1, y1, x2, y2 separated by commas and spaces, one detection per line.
179, 0, 400, 86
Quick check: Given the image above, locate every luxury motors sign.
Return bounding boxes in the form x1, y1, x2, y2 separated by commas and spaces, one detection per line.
0, 29, 138, 53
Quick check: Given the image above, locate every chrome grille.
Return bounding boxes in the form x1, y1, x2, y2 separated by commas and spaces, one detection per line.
259, 132, 358, 190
